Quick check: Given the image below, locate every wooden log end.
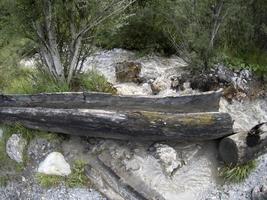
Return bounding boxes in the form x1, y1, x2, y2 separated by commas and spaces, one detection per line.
219, 123, 267, 165
219, 136, 239, 165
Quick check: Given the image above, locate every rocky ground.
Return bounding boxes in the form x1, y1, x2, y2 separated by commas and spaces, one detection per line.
1, 49, 267, 200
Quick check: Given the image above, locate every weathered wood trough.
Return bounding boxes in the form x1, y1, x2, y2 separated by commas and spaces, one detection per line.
1, 89, 267, 165
0, 89, 234, 141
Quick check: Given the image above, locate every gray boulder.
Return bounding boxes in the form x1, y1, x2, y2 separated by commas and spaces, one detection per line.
6, 134, 27, 163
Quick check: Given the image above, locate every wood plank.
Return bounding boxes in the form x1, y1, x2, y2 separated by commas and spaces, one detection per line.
0, 90, 222, 113
0, 107, 233, 141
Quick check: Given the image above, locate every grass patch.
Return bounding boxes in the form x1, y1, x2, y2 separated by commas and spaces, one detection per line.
0, 123, 65, 173
0, 125, 25, 182
0, 176, 8, 187
2, 67, 116, 95
219, 160, 257, 183
36, 174, 65, 188
66, 160, 90, 188
3, 68, 70, 94
36, 160, 90, 188
72, 70, 117, 94
3, 123, 64, 143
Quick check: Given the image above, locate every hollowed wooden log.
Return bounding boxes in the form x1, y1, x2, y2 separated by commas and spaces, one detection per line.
0, 90, 222, 113
0, 107, 233, 141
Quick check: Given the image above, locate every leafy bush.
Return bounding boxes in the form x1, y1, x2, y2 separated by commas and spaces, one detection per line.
218, 50, 267, 77
97, 0, 176, 55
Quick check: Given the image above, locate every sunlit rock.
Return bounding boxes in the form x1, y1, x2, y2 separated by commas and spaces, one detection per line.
38, 152, 71, 176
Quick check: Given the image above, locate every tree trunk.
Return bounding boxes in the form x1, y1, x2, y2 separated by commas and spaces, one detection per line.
67, 36, 82, 84
0, 107, 233, 141
219, 129, 267, 165
0, 90, 222, 113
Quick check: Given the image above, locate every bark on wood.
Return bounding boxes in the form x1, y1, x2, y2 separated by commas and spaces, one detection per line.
85, 155, 148, 200
0, 90, 222, 113
0, 107, 233, 141
219, 130, 267, 165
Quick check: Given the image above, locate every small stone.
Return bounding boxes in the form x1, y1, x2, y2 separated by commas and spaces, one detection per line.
38, 152, 71, 176
151, 143, 182, 175
252, 184, 267, 200
6, 134, 27, 163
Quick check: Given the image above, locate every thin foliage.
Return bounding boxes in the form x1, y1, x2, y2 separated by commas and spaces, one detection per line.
219, 160, 257, 183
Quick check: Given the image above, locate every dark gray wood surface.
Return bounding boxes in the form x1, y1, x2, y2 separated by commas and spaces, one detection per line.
0, 107, 233, 141
219, 130, 267, 165
0, 90, 222, 113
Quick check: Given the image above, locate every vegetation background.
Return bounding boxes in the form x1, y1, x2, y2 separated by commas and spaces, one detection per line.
0, 0, 266, 93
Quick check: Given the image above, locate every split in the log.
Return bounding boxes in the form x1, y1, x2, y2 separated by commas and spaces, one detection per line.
0, 90, 222, 113
219, 123, 267, 165
0, 107, 233, 141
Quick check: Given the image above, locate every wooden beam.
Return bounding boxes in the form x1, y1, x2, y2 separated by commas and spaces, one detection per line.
0, 107, 233, 141
0, 90, 222, 113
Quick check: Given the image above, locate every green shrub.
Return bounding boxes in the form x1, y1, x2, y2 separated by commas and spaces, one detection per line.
219, 160, 257, 183
96, 1, 175, 55
75, 70, 117, 94
217, 50, 267, 78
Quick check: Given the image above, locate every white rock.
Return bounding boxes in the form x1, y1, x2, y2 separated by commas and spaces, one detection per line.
6, 134, 27, 163
38, 152, 71, 176
152, 143, 182, 175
